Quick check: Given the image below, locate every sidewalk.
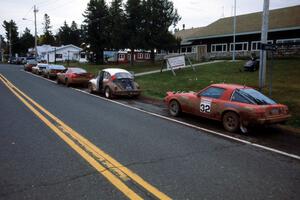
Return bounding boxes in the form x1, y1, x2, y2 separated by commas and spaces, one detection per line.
135, 60, 224, 77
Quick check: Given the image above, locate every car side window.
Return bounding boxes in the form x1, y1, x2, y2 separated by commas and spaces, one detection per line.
231, 90, 252, 104
199, 87, 225, 99
103, 72, 111, 80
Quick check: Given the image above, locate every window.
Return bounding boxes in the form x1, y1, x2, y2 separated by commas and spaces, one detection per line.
200, 87, 225, 99
181, 47, 186, 53
276, 38, 300, 47
137, 53, 143, 59
251, 40, 273, 51
230, 42, 248, 52
118, 54, 125, 59
211, 44, 227, 52
186, 47, 192, 53
231, 91, 252, 104
145, 53, 150, 59
55, 54, 62, 58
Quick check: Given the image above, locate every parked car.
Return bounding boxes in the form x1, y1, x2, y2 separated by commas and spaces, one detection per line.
24, 59, 38, 71
164, 83, 290, 133
42, 64, 66, 79
88, 68, 141, 98
32, 63, 49, 75
57, 67, 93, 87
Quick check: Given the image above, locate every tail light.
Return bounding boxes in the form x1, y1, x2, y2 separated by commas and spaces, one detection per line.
111, 75, 116, 81
71, 73, 79, 78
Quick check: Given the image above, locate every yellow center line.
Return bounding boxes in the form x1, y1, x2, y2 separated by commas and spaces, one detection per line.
0, 74, 172, 200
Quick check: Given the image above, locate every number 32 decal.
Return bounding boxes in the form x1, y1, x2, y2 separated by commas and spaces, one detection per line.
200, 99, 211, 113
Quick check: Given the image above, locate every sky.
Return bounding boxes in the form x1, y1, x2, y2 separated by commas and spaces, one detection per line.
0, 0, 299, 39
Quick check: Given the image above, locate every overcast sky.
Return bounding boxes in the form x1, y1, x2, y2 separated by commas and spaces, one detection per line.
0, 0, 299, 38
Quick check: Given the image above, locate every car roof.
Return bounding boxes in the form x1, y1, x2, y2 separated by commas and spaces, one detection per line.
102, 68, 130, 75
48, 64, 66, 69
37, 63, 49, 66
210, 83, 251, 90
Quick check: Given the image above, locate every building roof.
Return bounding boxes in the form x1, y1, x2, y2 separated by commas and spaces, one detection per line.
175, 5, 300, 44
28, 44, 82, 54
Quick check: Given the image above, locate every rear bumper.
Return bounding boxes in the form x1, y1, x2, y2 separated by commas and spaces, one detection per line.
255, 114, 291, 125
113, 90, 141, 96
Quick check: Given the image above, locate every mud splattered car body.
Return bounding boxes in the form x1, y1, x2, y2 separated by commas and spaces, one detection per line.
88, 68, 141, 98
164, 83, 291, 133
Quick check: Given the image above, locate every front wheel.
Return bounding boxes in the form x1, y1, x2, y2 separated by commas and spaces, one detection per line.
169, 100, 181, 117
222, 111, 240, 132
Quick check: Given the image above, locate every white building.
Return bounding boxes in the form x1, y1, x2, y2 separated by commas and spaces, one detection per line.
29, 44, 86, 63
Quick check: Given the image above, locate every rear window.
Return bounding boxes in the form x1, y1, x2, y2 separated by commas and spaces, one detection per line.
70, 68, 87, 73
236, 88, 276, 105
115, 72, 133, 79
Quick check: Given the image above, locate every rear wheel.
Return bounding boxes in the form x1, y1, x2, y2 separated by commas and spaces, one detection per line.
169, 100, 181, 117
104, 87, 112, 99
222, 111, 240, 132
57, 78, 61, 84
88, 83, 94, 94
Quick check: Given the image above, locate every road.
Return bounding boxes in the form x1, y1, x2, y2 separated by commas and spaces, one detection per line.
0, 64, 299, 200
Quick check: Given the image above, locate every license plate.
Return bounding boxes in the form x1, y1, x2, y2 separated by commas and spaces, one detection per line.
270, 109, 279, 115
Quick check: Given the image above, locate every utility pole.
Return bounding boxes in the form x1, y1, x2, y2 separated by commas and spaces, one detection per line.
34, 5, 38, 60
0, 34, 2, 62
9, 22, 12, 61
232, 0, 236, 61
259, 0, 270, 89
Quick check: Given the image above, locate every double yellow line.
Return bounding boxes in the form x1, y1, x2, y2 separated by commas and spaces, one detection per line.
0, 74, 171, 200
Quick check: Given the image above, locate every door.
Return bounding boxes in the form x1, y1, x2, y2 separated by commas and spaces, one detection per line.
197, 45, 207, 61
194, 86, 226, 119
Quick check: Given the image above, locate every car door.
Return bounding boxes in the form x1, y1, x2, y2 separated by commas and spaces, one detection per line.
194, 86, 226, 119
97, 71, 105, 92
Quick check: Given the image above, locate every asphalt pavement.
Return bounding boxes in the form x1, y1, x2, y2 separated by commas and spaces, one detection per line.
0, 64, 299, 200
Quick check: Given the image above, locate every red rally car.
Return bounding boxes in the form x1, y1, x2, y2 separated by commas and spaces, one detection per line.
164, 83, 291, 133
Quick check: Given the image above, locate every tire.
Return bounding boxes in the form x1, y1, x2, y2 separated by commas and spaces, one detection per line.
88, 83, 94, 94
57, 78, 61, 84
169, 100, 181, 117
65, 79, 70, 87
47, 73, 50, 79
222, 111, 240, 132
104, 87, 112, 99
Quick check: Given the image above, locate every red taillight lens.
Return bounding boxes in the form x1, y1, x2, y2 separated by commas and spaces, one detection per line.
71, 73, 78, 78
111, 75, 116, 81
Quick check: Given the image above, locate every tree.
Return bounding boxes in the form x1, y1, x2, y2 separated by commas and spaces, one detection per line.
143, 0, 180, 61
125, 0, 144, 65
108, 0, 126, 50
70, 21, 81, 46
83, 0, 110, 64
56, 21, 71, 45
39, 13, 55, 45
2, 20, 21, 56
19, 28, 35, 55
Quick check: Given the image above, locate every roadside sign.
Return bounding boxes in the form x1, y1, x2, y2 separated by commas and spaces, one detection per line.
166, 55, 185, 70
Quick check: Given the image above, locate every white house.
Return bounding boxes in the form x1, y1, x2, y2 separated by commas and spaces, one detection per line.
29, 44, 85, 63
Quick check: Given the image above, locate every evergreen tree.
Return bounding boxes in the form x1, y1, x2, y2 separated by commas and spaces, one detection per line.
56, 21, 71, 45
70, 21, 81, 46
83, 0, 110, 64
40, 13, 55, 45
2, 20, 21, 56
109, 0, 126, 50
20, 28, 35, 55
125, 0, 144, 65
143, 0, 180, 61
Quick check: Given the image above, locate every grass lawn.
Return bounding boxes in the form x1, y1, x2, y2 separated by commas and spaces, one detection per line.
58, 61, 164, 75
136, 59, 300, 128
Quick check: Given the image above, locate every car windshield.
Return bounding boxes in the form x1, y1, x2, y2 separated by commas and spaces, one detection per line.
71, 68, 87, 73
237, 88, 276, 105
115, 72, 133, 79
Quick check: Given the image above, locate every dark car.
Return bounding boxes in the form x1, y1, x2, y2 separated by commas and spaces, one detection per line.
24, 60, 38, 71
